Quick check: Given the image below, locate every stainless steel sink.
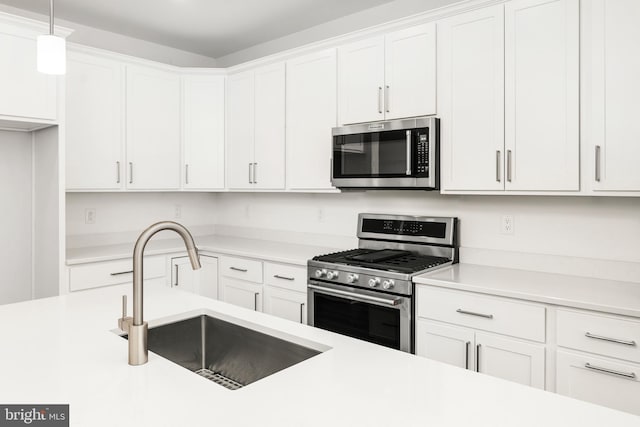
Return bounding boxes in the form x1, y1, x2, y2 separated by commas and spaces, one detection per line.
121, 311, 328, 390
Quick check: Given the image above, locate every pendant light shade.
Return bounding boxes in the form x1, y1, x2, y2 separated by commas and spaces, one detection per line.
37, 0, 66, 75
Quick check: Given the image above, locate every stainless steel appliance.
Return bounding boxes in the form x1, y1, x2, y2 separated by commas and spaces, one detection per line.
331, 117, 439, 189
308, 213, 458, 353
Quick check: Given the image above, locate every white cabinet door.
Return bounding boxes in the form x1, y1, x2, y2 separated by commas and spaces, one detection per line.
504, 0, 579, 191
416, 319, 474, 370
338, 37, 385, 125
125, 65, 181, 190
66, 52, 124, 190
557, 350, 640, 416
182, 74, 225, 190
253, 63, 286, 189
226, 71, 255, 189
263, 285, 307, 324
220, 276, 262, 311
286, 49, 337, 190
0, 31, 57, 120
171, 254, 219, 299
590, 0, 640, 191
384, 23, 436, 120
439, 6, 505, 191
476, 332, 545, 389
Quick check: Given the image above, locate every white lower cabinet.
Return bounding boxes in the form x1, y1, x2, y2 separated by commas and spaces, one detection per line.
68, 256, 166, 292
220, 276, 263, 312
416, 319, 545, 389
170, 254, 218, 299
556, 350, 640, 415
264, 285, 307, 324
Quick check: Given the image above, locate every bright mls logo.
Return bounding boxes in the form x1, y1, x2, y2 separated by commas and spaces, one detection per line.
0, 405, 68, 426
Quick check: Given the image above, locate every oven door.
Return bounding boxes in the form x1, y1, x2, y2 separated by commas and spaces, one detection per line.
307, 280, 413, 353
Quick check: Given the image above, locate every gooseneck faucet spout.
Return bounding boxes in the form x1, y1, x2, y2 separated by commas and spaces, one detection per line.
119, 221, 201, 365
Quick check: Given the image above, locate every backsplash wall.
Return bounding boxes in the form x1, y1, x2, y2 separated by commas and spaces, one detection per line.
213, 192, 640, 265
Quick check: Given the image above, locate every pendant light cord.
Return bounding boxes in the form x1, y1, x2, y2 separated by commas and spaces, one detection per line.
49, 0, 54, 35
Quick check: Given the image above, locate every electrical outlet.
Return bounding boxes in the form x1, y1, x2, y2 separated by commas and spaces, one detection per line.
174, 204, 182, 219
85, 208, 96, 225
317, 207, 324, 222
501, 215, 514, 235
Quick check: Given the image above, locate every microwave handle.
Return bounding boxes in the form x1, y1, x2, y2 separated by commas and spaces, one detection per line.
406, 130, 412, 176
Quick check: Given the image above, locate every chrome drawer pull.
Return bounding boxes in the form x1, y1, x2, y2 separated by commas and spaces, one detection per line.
456, 309, 494, 319
476, 343, 481, 372
584, 363, 636, 380
585, 332, 636, 347
230, 267, 248, 273
110, 270, 133, 276
274, 275, 295, 281
465, 341, 470, 370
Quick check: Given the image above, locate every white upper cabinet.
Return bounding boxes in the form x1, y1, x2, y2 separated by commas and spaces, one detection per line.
0, 23, 57, 121
384, 23, 436, 120
439, 6, 505, 191
504, 0, 579, 191
338, 37, 385, 125
66, 51, 124, 190
226, 63, 286, 190
589, 0, 640, 192
338, 23, 437, 125
182, 74, 225, 190
126, 65, 182, 190
286, 49, 337, 190
253, 62, 286, 190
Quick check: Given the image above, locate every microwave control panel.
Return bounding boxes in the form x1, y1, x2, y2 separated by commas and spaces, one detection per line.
416, 132, 430, 177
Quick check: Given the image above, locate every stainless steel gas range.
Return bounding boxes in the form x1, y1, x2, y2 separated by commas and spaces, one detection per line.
307, 213, 458, 353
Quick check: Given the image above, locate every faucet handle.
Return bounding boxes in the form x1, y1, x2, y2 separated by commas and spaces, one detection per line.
118, 294, 132, 333
121, 295, 127, 318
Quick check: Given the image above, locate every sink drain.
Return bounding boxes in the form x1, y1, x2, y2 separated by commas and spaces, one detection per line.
195, 368, 244, 390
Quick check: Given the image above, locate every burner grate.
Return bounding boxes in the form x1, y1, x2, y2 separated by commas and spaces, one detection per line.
314, 249, 450, 274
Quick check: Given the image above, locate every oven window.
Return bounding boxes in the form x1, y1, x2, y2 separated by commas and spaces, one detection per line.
333, 130, 410, 178
313, 292, 401, 350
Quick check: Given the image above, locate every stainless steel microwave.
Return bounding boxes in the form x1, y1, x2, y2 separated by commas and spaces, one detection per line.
331, 117, 439, 190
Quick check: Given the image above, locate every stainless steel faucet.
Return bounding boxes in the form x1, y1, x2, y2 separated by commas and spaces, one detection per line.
118, 221, 201, 365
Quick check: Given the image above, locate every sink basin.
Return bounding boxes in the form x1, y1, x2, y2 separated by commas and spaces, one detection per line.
121, 311, 328, 390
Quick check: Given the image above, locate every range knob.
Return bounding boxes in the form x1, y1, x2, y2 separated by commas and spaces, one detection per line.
368, 277, 381, 288
346, 273, 359, 283
382, 279, 395, 290
314, 269, 327, 279
326, 270, 339, 280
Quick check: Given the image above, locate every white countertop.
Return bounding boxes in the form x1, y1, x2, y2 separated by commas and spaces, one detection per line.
66, 234, 341, 266
1, 286, 639, 427
414, 263, 640, 318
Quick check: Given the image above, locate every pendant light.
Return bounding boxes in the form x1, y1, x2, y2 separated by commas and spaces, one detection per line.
37, 0, 66, 75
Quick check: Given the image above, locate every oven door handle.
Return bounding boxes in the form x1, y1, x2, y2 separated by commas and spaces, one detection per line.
308, 284, 401, 307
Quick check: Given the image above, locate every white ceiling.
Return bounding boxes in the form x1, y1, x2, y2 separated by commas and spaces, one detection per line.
0, 0, 399, 58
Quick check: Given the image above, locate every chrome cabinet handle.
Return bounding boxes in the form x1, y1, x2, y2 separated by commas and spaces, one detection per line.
254, 292, 259, 311
230, 266, 248, 273
506, 150, 512, 182
274, 275, 295, 281
128, 162, 133, 184
378, 87, 383, 114
248, 163, 253, 184
456, 309, 494, 319
585, 363, 636, 379
465, 341, 470, 370
308, 284, 401, 306
405, 130, 412, 176
253, 163, 258, 184
174, 264, 179, 286
496, 151, 501, 182
110, 270, 133, 276
300, 302, 305, 323
595, 145, 601, 182
185, 164, 189, 185
385, 85, 390, 113
116, 161, 121, 184
585, 332, 636, 347
476, 344, 481, 372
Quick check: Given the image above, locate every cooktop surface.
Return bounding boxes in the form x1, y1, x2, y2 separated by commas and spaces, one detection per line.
313, 248, 450, 274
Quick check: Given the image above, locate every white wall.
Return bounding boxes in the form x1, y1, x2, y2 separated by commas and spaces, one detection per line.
213, 191, 640, 264
0, 131, 33, 304
66, 192, 217, 246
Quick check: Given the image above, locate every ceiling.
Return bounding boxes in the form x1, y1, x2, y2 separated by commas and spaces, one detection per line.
0, 0, 398, 58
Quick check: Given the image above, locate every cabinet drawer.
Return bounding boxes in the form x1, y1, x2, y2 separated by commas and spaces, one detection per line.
264, 262, 306, 292
69, 256, 165, 291
416, 286, 546, 342
219, 256, 263, 283
557, 350, 640, 415
557, 309, 640, 363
